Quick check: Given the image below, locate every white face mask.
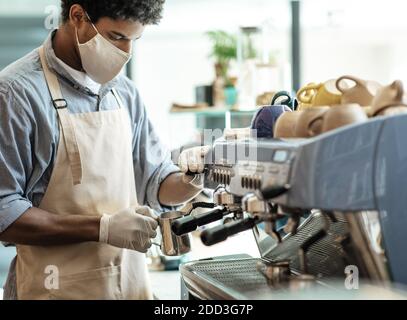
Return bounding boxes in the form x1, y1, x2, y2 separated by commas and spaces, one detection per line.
76, 18, 132, 84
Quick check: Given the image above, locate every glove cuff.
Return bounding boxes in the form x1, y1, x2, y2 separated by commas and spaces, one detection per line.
99, 214, 111, 243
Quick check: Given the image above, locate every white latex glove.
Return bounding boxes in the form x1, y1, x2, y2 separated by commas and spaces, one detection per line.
99, 206, 159, 253
136, 206, 159, 221
178, 146, 211, 174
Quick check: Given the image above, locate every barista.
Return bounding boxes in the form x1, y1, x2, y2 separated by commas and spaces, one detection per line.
0, 0, 208, 300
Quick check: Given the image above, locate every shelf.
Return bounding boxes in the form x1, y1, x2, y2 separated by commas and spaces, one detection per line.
169, 105, 258, 130
170, 106, 258, 117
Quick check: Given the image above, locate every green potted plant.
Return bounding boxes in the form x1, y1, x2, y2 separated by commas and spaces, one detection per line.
206, 30, 237, 82
206, 30, 238, 107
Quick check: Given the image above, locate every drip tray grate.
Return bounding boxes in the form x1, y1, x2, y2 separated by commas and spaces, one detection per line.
182, 213, 356, 297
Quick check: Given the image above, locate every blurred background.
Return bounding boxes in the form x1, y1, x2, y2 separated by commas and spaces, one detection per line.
2, 0, 407, 294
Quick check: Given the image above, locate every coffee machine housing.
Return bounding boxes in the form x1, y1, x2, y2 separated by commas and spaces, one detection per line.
203, 115, 407, 286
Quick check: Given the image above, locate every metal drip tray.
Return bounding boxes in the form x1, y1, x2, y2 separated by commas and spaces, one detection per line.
180, 213, 358, 300
184, 258, 267, 291
181, 257, 328, 300
180, 257, 407, 300
181, 258, 279, 300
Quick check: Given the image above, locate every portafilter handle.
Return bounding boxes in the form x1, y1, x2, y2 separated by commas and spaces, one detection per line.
261, 185, 290, 200
200, 217, 260, 246
171, 207, 228, 236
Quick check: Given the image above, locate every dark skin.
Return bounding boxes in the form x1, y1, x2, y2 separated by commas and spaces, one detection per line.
0, 5, 201, 246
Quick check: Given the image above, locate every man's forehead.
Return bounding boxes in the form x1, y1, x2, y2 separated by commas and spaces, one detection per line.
97, 17, 145, 39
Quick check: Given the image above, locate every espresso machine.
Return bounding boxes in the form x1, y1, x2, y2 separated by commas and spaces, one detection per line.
172, 114, 407, 300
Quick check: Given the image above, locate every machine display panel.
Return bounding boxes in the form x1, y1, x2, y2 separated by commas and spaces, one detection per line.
273, 150, 289, 163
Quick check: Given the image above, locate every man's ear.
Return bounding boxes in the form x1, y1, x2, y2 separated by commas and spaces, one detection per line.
69, 4, 88, 29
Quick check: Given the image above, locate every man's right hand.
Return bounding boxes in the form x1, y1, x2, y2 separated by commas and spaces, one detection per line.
178, 146, 211, 174
99, 206, 158, 253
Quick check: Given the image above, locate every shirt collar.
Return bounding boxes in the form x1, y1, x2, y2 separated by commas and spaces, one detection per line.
42, 30, 119, 98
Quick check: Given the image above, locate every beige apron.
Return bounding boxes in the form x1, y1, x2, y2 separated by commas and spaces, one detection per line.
15, 46, 153, 300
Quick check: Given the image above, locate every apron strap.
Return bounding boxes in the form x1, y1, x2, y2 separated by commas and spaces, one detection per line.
39, 46, 83, 185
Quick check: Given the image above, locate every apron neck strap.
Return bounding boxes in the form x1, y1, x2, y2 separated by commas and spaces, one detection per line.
40, 47, 123, 111
39, 46, 67, 107
39, 46, 83, 185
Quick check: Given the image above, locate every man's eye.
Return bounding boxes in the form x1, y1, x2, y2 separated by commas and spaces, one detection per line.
109, 34, 123, 41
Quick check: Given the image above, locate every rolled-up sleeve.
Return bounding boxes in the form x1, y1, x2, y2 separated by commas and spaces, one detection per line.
131, 92, 180, 212
0, 86, 33, 233
145, 157, 181, 212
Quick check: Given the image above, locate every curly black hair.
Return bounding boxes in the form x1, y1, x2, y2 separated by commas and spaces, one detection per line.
61, 0, 165, 25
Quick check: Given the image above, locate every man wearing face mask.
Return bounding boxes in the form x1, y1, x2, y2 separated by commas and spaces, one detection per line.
0, 0, 209, 300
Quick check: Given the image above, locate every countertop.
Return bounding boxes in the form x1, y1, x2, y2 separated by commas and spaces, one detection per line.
150, 271, 181, 300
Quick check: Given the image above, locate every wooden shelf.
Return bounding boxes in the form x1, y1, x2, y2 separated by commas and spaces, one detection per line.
170, 106, 258, 115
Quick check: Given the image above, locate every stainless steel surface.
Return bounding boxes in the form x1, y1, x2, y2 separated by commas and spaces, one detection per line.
344, 211, 390, 281
263, 212, 353, 278
241, 193, 281, 241
159, 211, 191, 256
207, 138, 299, 201
181, 258, 268, 300
257, 260, 291, 285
